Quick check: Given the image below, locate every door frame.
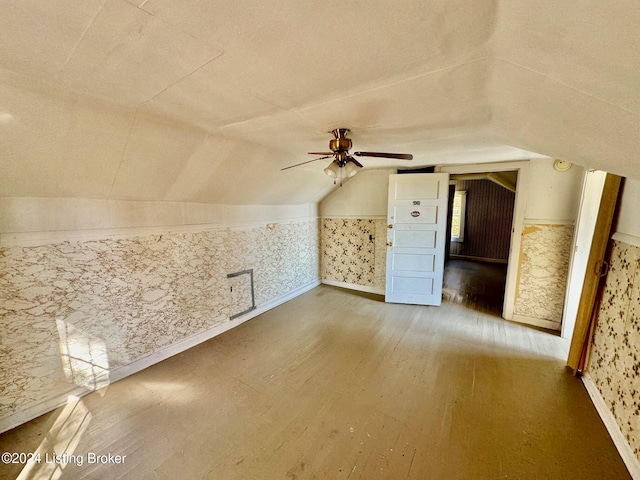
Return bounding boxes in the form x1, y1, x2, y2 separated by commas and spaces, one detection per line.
436, 160, 530, 320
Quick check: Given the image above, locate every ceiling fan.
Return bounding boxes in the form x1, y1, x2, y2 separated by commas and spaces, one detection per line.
281, 128, 413, 185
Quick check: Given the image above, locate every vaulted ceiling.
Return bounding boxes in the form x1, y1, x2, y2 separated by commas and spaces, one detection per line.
1, 1, 638, 205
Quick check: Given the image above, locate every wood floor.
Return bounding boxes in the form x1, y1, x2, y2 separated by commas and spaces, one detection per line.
443, 259, 508, 316
0, 262, 631, 479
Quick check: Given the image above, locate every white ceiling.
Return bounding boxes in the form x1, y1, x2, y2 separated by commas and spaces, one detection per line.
1, 0, 638, 205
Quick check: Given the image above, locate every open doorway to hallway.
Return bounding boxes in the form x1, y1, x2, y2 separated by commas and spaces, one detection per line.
437, 161, 528, 321
443, 172, 517, 317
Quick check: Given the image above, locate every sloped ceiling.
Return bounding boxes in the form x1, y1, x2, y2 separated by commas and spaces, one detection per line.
0, 0, 638, 205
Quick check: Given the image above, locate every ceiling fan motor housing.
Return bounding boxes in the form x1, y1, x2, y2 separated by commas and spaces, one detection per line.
329, 137, 352, 153
329, 128, 352, 155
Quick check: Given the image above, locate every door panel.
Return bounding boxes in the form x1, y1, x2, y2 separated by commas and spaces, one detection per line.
395, 205, 438, 223
393, 253, 435, 271
395, 230, 436, 249
392, 276, 434, 295
386, 173, 449, 305
395, 180, 439, 199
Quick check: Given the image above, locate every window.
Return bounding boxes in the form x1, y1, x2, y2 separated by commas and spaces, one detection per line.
451, 190, 467, 242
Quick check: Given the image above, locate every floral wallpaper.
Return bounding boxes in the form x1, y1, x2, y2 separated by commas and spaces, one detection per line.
320, 218, 386, 290
0, 220, 319, 425
513, 224, 574, 326
323, 219, 575, 329
588, 239, 640, 460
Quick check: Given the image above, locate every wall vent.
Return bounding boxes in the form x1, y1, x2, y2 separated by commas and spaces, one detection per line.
227, 269, 256, 319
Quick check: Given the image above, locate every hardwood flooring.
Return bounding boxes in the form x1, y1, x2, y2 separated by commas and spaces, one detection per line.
0, 269, 631, 479
443, 259, 508, 316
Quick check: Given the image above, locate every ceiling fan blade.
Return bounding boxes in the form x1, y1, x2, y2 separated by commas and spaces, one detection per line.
281, 155, 333, 171
308, 152, 334, 155
353, 151, 413, 160
348, 156, 364, 168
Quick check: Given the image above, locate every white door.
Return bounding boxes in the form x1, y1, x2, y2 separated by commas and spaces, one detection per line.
385, 173, 450, 305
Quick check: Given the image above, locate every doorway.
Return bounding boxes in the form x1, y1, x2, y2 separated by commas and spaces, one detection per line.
443, 173, 517, 316
437, 161, 529, 320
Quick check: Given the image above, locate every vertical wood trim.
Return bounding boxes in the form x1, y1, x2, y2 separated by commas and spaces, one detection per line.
567, 174, 622, 373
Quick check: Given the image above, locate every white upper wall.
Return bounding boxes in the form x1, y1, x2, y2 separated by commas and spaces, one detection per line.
0, 197, 318, 241
524, 160, 584, 223
319, 169, 395, 218
321, 160, 585, 224
615, 179, 640, 239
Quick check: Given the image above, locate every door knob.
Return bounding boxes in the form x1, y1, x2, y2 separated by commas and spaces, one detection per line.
387, 241, 393, 247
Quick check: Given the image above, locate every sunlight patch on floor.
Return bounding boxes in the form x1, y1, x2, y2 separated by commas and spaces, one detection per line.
16, 395, 92, 480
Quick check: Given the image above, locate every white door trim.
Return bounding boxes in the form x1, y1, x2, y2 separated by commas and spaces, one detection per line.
560, 170, 607, 339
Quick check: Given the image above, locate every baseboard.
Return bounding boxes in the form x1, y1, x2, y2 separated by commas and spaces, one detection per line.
582, 373, 640, 479
321, 279, 385, 296
0, 279, 320, 434
511, 314, 561, 331
449, 254, 508, 264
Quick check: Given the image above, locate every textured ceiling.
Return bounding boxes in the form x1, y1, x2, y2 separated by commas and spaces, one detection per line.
0, 0, 638, 205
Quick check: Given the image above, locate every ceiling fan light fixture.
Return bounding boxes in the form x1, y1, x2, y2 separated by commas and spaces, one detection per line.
324, 161, 340, 178
344, 161, 361, 178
